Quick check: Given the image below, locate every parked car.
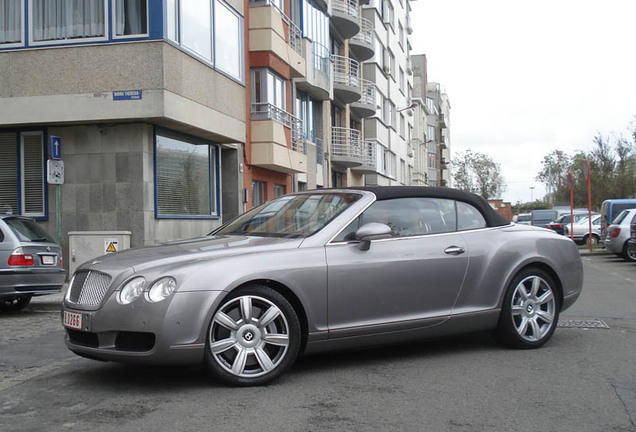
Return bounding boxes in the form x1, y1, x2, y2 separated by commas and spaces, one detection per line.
544, 212, 592, 236
512, 213, 531, 225
600, 199, 636, 239
564, 215, 602, 245
0, 215, 66, 312
531, 209, 558, 227
62, 187, 583, 386
604, 208, 636, 262
628, 219, 636, 258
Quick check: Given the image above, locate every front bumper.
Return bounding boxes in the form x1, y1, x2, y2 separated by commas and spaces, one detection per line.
62, 290, 226, 365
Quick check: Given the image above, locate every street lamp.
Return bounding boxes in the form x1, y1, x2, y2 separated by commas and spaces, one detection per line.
529, 186, 535, 202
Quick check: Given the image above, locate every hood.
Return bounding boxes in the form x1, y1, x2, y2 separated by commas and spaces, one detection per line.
76, 235, 303, 275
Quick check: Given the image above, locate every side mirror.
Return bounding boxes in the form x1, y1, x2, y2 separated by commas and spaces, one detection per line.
355, 223, 392, 251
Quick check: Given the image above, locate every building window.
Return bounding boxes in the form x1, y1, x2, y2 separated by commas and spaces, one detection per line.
0, 131, 45, 218
155, 130, 219, 218
114, 0, 148, 37
166, 0, 244, 81
274, 184, 286, 198
31, 0, 106, 43
0, 0, 23, 46
214, 0, 243, 80
252, 180, 266, 207
251, 68, 287, 117
428, 152, 436, 168
427, 125, 436, 142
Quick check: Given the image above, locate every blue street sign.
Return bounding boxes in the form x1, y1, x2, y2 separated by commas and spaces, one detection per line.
49, 136, 62, 160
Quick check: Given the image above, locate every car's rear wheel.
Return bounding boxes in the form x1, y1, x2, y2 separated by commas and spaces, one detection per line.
623, 242, 636, 262
495, 268, 560, 349
583, 234, 599, 246
0, 295, 32, 312
205, 285, 301, 386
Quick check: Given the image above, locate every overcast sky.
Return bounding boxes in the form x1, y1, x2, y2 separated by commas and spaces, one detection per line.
410, 0, 636, 204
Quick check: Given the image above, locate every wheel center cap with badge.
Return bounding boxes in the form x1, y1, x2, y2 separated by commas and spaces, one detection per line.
238, 325, 261, 347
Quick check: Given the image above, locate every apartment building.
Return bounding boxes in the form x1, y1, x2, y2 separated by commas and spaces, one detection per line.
0, 0, 438, 269
410, 54, 450, 187
0, 1, 247, 254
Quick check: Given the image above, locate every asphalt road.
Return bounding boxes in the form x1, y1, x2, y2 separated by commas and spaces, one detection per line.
1, 253, 635, 432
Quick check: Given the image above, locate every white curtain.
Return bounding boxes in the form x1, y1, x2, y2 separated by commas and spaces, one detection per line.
115, 0, 144, 36
32, 0, 104, 41
0, 0, 21, 43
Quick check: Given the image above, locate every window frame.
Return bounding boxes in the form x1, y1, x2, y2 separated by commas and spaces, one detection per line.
0, 129, 47, 220
153, 128, 220, 220
27, 0, 109, 46
112, 0, 149, 39
0, 0, 25, 48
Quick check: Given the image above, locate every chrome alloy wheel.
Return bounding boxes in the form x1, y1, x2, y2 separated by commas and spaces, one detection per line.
510, 275, 556, 342
209, 295, 291, 379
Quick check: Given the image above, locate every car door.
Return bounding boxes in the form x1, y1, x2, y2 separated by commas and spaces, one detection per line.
325, 197, 469, 337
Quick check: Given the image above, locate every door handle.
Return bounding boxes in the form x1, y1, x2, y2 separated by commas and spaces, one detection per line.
444, 246, 465, 255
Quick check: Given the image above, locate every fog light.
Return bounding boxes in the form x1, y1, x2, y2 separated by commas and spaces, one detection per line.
119, 277, 145, 305
147, 277, 177, 303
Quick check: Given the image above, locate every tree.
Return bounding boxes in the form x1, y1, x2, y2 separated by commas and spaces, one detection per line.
452, 149, 505, 200
536, 150, 572, 203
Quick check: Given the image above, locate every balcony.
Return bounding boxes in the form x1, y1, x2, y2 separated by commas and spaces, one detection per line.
350, 79, 376, 118
439, 113, 447, 128
351, 140, 377, 173
331, 0, 360, 39
248, 1, 305, 78
331, 127, 363, 167
251, 102, 307, 173
332, 55, 361, 104
349, 16, 375, 62
295, 41, 330, 100
439, 135, 447, 149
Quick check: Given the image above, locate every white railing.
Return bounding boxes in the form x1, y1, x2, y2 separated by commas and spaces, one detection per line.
332, 55, 360, 89
332, 0, 359, 19
313, 42, 331, 76
351, 16, 374, 46
359, 79, 376, 106
251, 102, 305, 153
331, 127, 362, 158
361, 140, 376, 166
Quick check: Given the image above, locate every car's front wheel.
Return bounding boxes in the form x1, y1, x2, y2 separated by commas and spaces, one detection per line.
205, 285, 301, 386
495, 268, 560, 349
0, 294, 32, 312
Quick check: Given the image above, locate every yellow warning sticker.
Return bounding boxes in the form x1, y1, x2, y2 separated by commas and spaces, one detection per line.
104, 238, 119, 254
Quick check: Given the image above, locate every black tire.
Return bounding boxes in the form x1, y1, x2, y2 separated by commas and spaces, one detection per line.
495, 268, 560, 349
622, 242, 636, 262
583, 234, 599, 246
0, 295, 32, 312
205, 285, 301, 386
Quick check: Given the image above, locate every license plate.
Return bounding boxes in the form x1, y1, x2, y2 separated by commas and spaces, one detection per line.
41, 255, 55, 265
63, 311, 82, 330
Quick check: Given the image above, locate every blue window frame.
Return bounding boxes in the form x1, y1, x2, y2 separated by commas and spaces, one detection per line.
0, 130, 47, 219
154, 128, 220, 219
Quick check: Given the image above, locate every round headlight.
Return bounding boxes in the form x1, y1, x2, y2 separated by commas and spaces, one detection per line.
118, 277, 145, 305
147, 277, 177, 303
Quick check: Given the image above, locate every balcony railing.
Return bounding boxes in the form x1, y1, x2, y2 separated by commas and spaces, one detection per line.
332, 0, 359, 20
362, 140, 376, 166
313, 41, 331, 76
360, 79, 376, 106
351, 16, 374, 46
249, 0, 303, 56
251, 102, 305, 153
331, 127, 362, 159
332, 55, 360, 89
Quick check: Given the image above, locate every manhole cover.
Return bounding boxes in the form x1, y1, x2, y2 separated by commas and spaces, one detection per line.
558, 319, 610, 329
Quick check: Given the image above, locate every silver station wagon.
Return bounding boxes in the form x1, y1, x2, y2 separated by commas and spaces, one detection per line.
62, 187, 583, 386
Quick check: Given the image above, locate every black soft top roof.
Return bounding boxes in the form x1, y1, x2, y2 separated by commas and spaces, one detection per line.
344, 186, 511, 227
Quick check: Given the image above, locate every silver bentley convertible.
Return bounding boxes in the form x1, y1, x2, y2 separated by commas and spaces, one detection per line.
62, 187, 583, 386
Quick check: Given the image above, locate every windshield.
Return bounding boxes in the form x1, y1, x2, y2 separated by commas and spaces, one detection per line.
4, 217, 56, 243
215, 193, 361, 238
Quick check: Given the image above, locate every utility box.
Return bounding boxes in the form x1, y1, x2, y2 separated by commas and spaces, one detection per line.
68, 231, 132, 276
